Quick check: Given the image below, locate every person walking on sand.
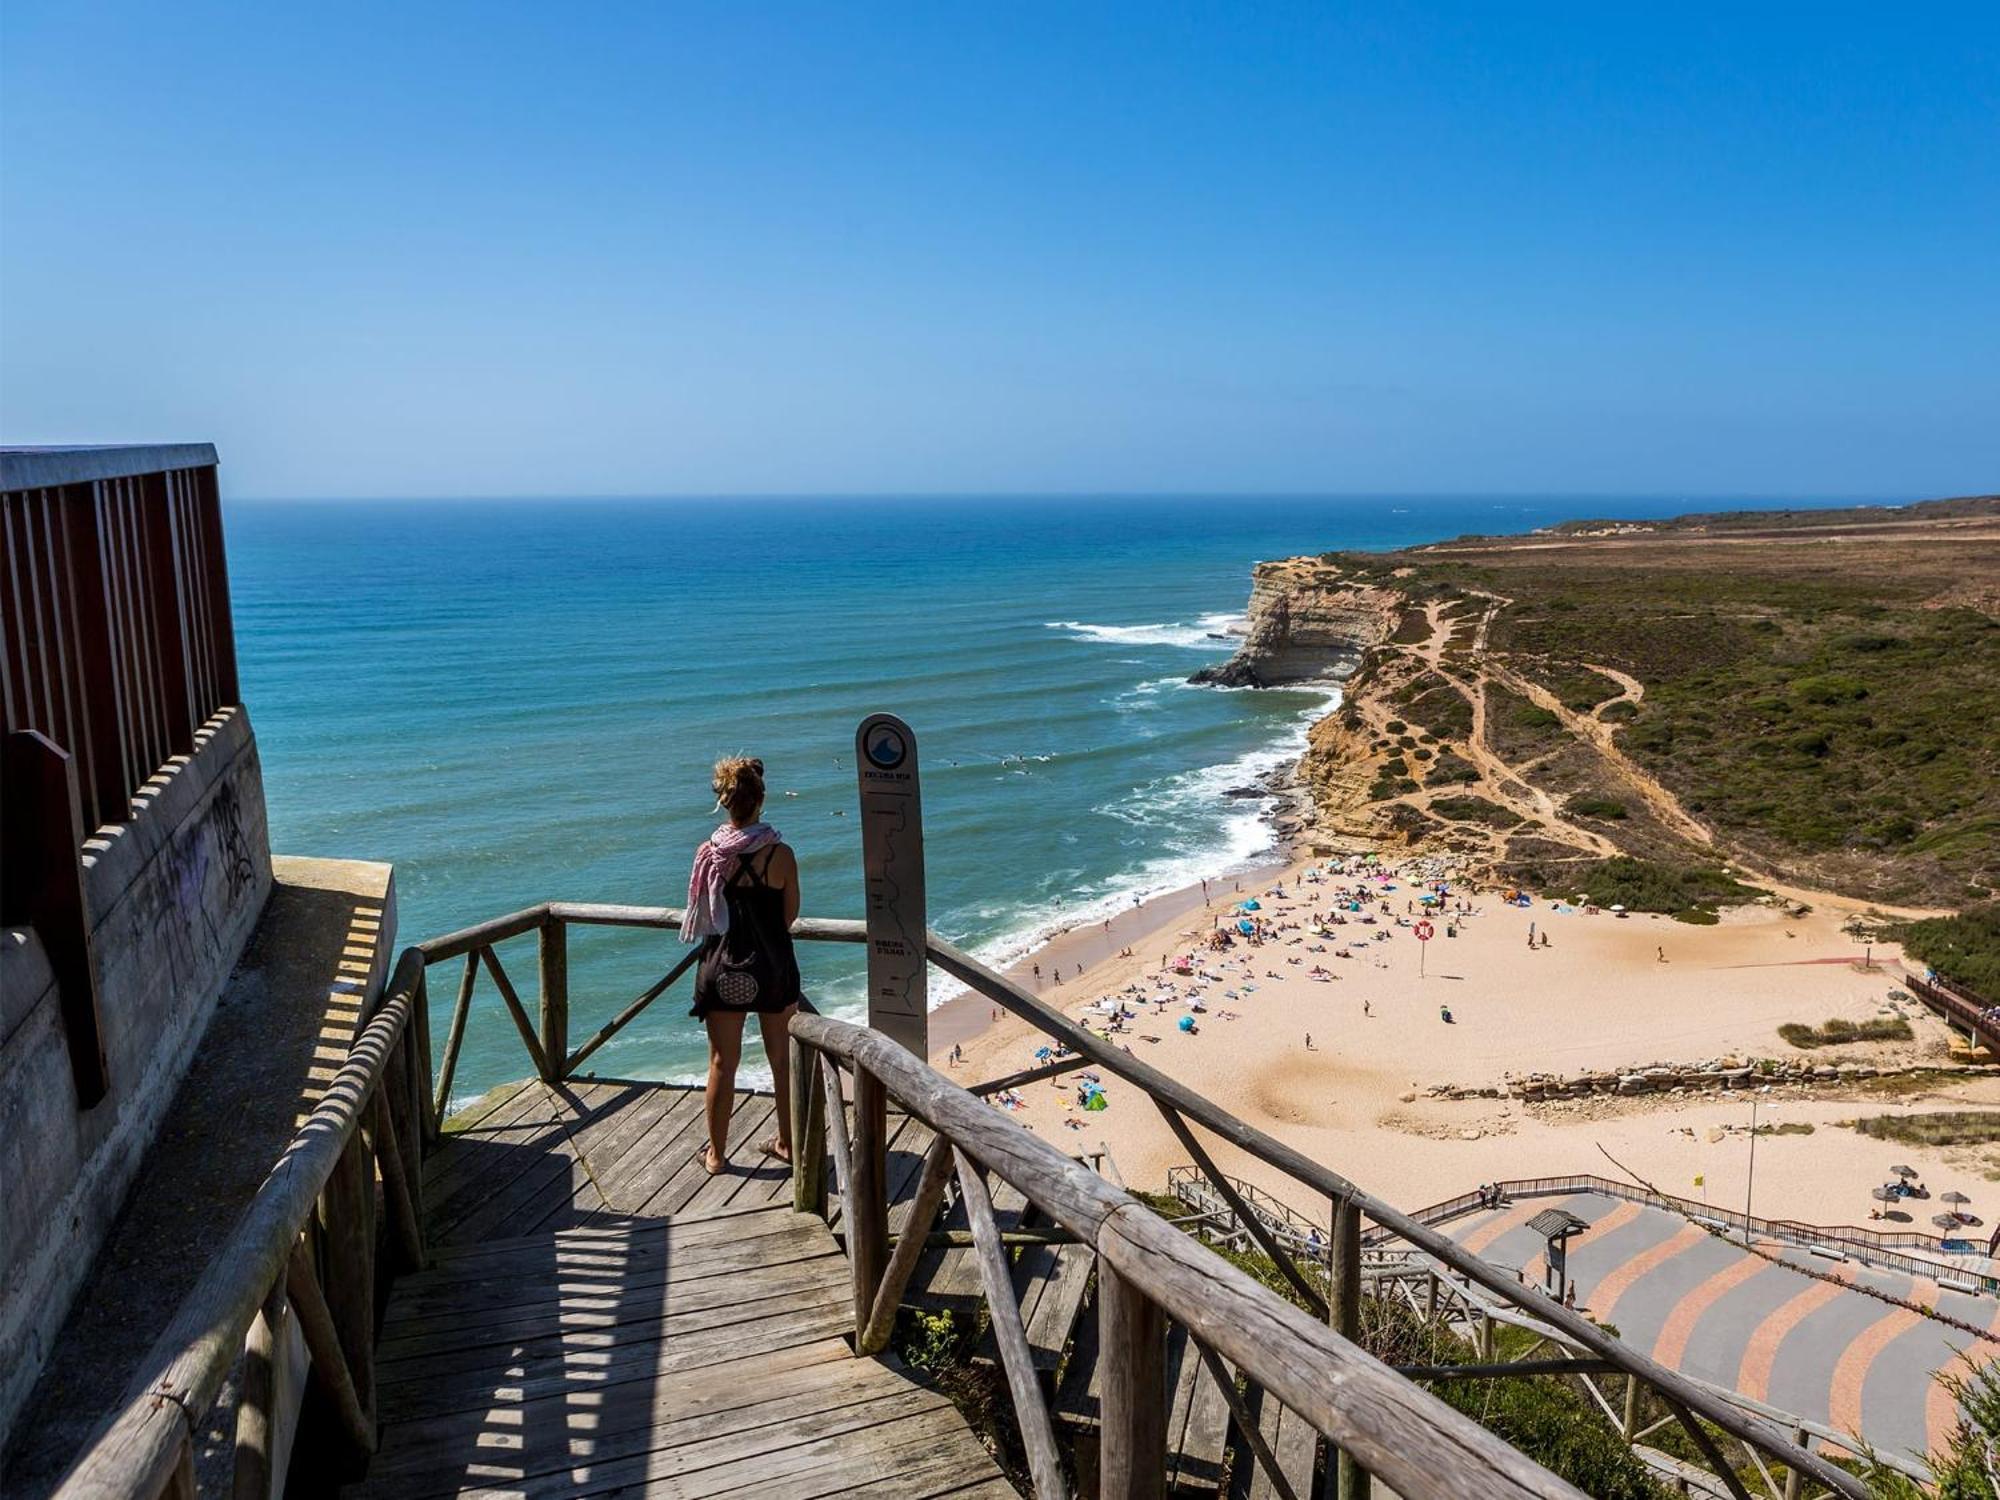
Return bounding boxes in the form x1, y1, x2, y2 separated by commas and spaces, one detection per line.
682, 757, 802, 1176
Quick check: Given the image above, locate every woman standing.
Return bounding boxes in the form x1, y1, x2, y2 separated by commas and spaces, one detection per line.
682, 757, 802, 1175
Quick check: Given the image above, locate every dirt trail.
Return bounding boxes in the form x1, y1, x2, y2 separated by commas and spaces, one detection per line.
1349, 596, 1616, 859
1487, 661, 1714, 847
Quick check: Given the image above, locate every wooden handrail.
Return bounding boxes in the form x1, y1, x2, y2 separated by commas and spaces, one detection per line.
791, 1012, 1583, 1500
54, 948, 427, 1500
411, 903, 1874, 1497
917, 933, 1874, 1500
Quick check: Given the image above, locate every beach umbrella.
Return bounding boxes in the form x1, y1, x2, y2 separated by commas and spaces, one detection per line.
1933, 1213, 1963, 1230
1240, 899, 1261, 911
1943, 1191, 1972, 1208
1609, 904, 1627, 912
1177, 1015, 1195, 1033
1870, 1186, 1898, 1203
1237, 919, 1256, 936
1891, 1165, 1919, 1178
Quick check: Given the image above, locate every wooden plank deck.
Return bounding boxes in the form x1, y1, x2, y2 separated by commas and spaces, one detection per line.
352, 1080, 1012, 1498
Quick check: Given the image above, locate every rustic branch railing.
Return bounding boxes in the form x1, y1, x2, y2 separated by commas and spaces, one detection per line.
410, 900, 1876, 1498
51, 948, 434, 1500
793, 1013, 1581, 1500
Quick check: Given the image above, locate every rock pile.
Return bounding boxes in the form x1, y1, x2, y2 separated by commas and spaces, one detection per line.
1425, 1057, 1993, 1103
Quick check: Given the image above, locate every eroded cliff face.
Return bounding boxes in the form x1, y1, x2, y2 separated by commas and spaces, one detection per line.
1191, 558, 1403, 687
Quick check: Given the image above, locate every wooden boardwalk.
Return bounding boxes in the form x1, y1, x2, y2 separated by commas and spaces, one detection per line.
349, 1078, 1013, 1498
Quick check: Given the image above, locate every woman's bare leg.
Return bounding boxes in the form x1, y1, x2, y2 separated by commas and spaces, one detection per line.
756, 1004, 800, 1160
703, 1012, 746, 1172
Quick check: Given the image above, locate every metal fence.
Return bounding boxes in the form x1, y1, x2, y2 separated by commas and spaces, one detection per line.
2, 445, 236, 836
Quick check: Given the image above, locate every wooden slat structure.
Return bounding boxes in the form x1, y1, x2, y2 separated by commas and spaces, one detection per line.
52, 898, 1877, 1499
351, 1203, 1010, 1499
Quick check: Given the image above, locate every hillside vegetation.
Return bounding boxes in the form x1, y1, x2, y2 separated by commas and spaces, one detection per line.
1302, 498, 2000, 908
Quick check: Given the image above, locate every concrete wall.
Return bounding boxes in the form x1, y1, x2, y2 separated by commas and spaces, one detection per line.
0, 706, 272, 1443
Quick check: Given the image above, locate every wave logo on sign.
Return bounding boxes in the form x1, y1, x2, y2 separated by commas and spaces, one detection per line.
864, 722, 908, 770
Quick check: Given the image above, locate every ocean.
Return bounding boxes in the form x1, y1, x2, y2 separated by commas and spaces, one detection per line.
225, 493, 1776, 1102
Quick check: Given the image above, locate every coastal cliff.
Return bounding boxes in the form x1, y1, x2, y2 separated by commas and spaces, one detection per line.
1203, 498, 2000, 907
1190, 558, 1402, 687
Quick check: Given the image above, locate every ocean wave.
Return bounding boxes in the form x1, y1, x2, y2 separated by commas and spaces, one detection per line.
920, 685, 1340, 1010
1046, 613, 1244, 649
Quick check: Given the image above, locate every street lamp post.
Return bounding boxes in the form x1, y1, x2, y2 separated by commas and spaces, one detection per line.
1744, 1095, 1759, 1245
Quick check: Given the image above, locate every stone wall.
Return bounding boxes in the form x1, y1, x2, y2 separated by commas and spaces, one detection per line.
0, 706, 271, 1445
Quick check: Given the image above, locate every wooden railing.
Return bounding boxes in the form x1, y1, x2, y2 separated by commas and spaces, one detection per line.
2, 444, 237, 837
790, 1012, 1581, 1500
51, 949, 434, 1500
410, 901, 1876, 1499
1174, 1169, 1939, 1488
1372, 1172, 2000, 1297
1905, 969, 2000, 1058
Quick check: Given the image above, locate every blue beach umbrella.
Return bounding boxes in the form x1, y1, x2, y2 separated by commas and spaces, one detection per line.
1177, 1015, 1196, 1032
1237, 919, 1256, 936
1240, 899, 1261, 911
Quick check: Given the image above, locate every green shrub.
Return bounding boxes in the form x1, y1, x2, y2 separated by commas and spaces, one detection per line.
1777, 1016, 1913, 1048
1431, 796, 1522, 829
1426, 751, 1480, 787
1566, 795, 1628, 820
1795, 673, 1869, 705
1898, 902, 2000, 996
1557, 857, 1756, 916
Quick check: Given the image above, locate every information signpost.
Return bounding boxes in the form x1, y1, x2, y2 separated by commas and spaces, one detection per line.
855, 713, 928, 1057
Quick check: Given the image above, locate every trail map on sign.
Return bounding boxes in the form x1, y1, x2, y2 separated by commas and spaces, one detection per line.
855, 714, 927, 1056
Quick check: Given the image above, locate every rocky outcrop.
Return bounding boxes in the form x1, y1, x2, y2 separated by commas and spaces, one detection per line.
1190, 558, 1403, 687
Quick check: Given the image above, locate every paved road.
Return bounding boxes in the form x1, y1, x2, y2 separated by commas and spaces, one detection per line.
1444, 1192, 2000, 1464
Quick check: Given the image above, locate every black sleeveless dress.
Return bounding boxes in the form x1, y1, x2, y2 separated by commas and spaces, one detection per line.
689, 845, 804, 1018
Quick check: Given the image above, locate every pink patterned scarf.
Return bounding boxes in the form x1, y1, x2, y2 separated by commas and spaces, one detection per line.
680, 821, 781, 942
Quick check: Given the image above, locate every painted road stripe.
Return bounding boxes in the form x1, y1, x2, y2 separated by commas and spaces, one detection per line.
1587, 1222, 1709, 1327
1735, 1263, 1857, 1404
1828, 1279, 1939, 1443
1650, 1253, 1777, 1372
1924, 1300, 2000, 1460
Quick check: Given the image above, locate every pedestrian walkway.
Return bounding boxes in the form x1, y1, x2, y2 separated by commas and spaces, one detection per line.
1442, 1191, 2000, 1463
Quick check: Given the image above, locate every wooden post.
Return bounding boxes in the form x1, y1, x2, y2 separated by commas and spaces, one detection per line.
433, 950, 478, 1126
1782, 1426, 1807, 1500
316, 1132, 376, 1465
791, 1034, 827, 1217
410, 968, 437, 1147
1330, 1195, 1370, 1500
370, 1091, 425, 1272
850, 1067, 889, 1341
231, 1279, 287, 1500
285, 1243, 374, 1457
1479, 1309, 1495, 1362
538, 917, 568, 1079
1, 731, 109, 1106
1098, 1254, 1168, 1499
1622, 1375, 1641, 1440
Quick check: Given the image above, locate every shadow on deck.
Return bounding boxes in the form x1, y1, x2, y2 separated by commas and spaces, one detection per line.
350, 1078, 1010, 1499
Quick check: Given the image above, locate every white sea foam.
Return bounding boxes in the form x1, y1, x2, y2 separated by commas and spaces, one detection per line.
922, 684, 1340, 1010
1046, 612, 1244, 649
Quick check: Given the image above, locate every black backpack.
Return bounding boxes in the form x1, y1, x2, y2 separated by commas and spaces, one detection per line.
695, 857, 782, 1010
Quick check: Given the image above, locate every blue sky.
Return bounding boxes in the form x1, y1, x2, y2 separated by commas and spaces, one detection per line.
3, 4, 1995, 499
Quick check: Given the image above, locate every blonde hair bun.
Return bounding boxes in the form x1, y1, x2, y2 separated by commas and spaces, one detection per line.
712, 756, 766, 820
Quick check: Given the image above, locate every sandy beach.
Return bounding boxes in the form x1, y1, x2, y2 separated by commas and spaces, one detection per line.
927, 854, 2000, 1235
